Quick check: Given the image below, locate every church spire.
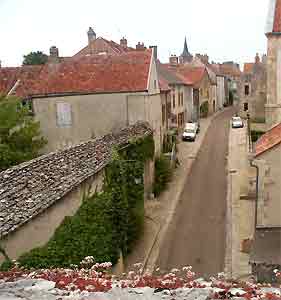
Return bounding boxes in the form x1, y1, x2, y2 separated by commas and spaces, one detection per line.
182, 37, 190, 57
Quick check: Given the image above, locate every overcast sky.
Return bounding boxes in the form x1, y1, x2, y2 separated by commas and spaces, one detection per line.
0, 0, 269, 68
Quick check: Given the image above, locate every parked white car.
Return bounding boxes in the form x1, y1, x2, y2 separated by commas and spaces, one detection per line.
182, 123, 197, 142
231, 116, 244, 129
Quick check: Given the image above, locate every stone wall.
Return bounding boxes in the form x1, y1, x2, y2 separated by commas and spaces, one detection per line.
254, 146, 281, 227
0, 123, 154, 263
0, 173, 103, 263
266, 35, 281, 128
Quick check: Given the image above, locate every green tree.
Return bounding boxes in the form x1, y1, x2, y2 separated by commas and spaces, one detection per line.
0, 95, 47, 171
22, 51, 48, 65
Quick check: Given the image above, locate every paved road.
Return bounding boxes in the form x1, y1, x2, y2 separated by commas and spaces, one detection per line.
156, 109, 234, 278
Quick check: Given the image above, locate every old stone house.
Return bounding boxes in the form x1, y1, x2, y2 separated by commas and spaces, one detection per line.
0, 50, 163, 155
0, 123, 153, 264
249, 122, 281, 281
157, 63, 193, 133
240, 54, 267, 121
253, 123, 281, 228
265, 0, 281, 128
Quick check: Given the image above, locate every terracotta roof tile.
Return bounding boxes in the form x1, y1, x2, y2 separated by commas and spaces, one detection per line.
255, 122, 281, 156
0, 51, 152, 97
219, 64, 241, 77
243, 63, 255, 74
74, 37, 134, 58
273, 0, 281, 33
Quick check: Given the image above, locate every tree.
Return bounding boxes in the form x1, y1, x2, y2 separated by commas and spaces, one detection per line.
0, 95, 47, 171
22, 51, 48, 65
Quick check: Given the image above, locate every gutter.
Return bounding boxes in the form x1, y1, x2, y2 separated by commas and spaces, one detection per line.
24, 90, 148, 100
250, 159, 259, 229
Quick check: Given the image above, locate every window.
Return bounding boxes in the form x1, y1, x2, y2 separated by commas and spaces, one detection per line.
244, 102, 249, 112
178, 92, 181, 106
245, 85, 250, 96
56, 102, 72, 127
154, 80, 157, 89
173, 94, 176, 108
181, 92, 184, 106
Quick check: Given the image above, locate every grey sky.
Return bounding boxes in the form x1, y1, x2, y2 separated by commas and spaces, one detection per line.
0, 0, 269, 68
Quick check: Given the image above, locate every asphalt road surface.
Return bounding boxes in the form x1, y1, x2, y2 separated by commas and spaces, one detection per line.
156, 109, 234, 278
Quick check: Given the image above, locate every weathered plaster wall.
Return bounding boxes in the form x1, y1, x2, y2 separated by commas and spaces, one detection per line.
266, 36, 281, 128
33, 91, 162, 154
217, 76, 225, 110
256, 147, 281, 227
0, 172, 104, 263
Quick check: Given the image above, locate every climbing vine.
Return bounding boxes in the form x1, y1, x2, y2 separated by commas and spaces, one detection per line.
2, 135, 154, 269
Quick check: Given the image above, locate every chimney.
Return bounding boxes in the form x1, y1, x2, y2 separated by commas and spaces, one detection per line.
120, 37, 128, 48
149, 45, 157, 60
87, 27, 96, 45
255, 53, 260, 64
169, 55, 179, 65
0, 60, 1, 68
136, 42, 146, 50
49, 46, 59, 63
262, 54, 267, 64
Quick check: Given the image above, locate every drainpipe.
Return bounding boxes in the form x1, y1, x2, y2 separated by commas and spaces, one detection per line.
250, 159, 259, 229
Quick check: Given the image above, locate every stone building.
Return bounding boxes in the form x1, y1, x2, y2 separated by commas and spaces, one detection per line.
240, 54, 267, 121
265, 0, 281, 128
249, 122, 281, 281
0, 50, 163, 155
0, 123, 153, 263
157, 63, 193, 132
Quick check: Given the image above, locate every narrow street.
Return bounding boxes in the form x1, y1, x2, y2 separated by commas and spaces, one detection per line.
156, 108, 235, 278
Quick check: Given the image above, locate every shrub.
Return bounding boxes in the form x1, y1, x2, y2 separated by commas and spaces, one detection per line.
200, 101, 209, 118
153, 155, 172, 197
251, 130, 265, 143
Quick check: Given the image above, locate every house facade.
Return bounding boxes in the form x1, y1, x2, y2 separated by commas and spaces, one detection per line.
0, 50, 163, 155
240, 54, 267, 121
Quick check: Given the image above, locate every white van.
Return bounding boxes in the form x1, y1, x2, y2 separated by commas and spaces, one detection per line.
182, 123, 197, 142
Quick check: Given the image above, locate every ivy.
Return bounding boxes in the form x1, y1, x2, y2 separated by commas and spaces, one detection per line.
4, 134, 155, 269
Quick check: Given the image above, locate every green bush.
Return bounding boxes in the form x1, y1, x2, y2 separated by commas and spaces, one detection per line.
200, 101, 209, 118
251, 130, 265, 143
153, 155, 172, 197
18, 192, 120, 269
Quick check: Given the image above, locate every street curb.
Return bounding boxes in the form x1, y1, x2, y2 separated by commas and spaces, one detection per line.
142, 108, 229, 273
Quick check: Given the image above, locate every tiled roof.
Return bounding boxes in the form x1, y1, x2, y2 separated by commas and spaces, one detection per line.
0, 65, 44, 97
273, 0, 281, 33
176, 66, 207, 87
219, 64, 241, 78
74, 37, 134, 58
243, 63, 254, 74
157, 63, 186, 90
255, 122, 281, 156
0, 51, 152, 97
0, 122, 152, 237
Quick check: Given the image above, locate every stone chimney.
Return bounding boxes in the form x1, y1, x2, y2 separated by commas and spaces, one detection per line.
149, 46, 157, 60
195, 53, 209, 64
120, 37, 128, 48
262, 54, 267, 64
49, 46, 59, 63
87, 27, 96, 45
255, 53, 260, 64
169, 55, 179, 65
136, 42, 146, 50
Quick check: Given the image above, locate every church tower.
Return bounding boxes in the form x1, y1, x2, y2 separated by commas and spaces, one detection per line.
265, 0, 281, 128
179, 37, 193, 64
